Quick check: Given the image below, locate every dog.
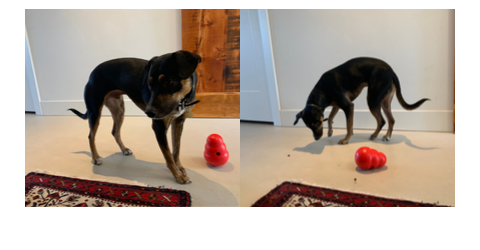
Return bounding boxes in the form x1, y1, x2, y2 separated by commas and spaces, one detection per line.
68, 50, 201, 184
294, 57, 429, 144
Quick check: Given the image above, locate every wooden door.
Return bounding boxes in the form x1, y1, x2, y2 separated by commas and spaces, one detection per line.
182, 9, 240, 118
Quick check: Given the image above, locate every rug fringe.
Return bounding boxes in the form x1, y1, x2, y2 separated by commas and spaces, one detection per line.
287, 179, 441, 205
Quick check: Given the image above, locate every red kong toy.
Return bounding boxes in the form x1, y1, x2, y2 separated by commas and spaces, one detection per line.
204, 134, 229, 167
355, 147, 387, 170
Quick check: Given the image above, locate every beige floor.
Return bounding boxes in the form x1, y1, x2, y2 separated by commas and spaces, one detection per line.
240, 122, 455, 207
25, 114, 240, 207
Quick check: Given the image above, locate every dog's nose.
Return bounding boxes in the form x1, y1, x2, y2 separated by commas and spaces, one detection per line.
145, 109, 156, 118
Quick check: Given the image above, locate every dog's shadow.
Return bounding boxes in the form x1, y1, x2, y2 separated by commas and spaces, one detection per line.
72, 151, 238, 207
293, 132, 439, 155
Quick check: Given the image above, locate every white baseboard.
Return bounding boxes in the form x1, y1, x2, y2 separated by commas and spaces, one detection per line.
40, 100, 145, 116
40, 101, 454, 132
281, 109, 453, 132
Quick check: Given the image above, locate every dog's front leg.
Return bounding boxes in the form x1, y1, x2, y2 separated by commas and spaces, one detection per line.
339, 103, 354, 144
171, 113, 187, 176
328, 106, 339, 137
152, 119, 191, 184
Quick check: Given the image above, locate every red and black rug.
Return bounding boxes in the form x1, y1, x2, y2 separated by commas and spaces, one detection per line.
25, 172, 191, 207
252, 181, 446, 207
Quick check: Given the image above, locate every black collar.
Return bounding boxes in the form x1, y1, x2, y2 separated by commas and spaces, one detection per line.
178, 87, 200, 112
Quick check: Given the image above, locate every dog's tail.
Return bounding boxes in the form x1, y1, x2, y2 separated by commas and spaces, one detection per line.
67, 108, 88, 120
392, 73, 430, 110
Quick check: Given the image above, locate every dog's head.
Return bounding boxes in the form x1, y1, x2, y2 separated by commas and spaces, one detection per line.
293, 104, 328, 141
143, 50, 201, 119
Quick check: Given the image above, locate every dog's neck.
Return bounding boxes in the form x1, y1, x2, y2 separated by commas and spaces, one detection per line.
178, 89, 199, 110
307, 89, 331, 110
178, 74, 200, 112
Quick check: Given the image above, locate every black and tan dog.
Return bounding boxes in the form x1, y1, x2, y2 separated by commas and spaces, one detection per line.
68, 50, 201, 184
294, 57, 429, 144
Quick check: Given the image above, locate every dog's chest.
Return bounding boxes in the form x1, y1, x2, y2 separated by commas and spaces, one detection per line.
172, 107, 186, 117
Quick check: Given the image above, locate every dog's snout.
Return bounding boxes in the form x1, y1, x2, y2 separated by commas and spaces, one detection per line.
313, 129, 323, 141
145, 109, 157, 118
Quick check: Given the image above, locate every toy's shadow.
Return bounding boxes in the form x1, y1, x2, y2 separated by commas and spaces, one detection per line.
355, 165, 389, 174
72, 151, 238, 207
293, 133, 439, 155
191, 157, 235, 172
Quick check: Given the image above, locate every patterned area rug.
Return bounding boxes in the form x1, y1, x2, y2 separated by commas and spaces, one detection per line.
25, 172, 191, 207
252, 181, 446, 207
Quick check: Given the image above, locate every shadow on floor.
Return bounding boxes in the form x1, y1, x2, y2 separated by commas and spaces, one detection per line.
191, 157, 235, 172
293, 132, 439, 155
355, 165, 389, 174
72, 151, 238, 207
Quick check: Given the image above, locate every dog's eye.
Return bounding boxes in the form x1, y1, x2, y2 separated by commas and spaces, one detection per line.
165, 79, 175, 86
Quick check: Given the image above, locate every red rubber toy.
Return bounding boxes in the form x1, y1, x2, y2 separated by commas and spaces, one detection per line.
204, 134, 229, 167
355, 147, 387, 170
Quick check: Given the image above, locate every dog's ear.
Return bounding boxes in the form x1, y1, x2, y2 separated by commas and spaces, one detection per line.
143, 56, 159, 85
294, 110, 304, 126
174, 50, 201, 79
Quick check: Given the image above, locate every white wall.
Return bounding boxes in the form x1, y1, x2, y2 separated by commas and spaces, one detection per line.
25, 9, 182, 116
25, 33, 41, 114
25, 36, 35, 112
268, 9, 454, 132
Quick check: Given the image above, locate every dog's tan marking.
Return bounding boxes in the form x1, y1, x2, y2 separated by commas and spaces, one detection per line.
172, 78, 192, 103
158, 74, 165, 81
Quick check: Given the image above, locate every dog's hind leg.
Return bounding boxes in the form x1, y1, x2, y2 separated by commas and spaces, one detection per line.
368, 104, 385, 140
85, 86, 106, 165
381, 84, 396, 141
105, 91, 132, 155
367, 76, 390, 140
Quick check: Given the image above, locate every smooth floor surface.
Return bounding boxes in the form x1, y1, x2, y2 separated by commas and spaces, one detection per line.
25, 114, 240, 207
240, 122, 455, 207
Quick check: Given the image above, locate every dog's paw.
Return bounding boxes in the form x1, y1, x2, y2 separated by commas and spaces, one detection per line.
177, 165, 187, 175
382, 136, 390, 142
122, 148, 133, 156
338, 139, 350, 145
328, 129, 333, 137
175, 174, 191, 184
369, 134, 377, 140
92, 158, 103, 165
